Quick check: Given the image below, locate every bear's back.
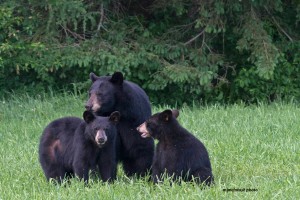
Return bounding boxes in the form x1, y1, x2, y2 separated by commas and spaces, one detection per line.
40, 117, 83, 145
121, 80, 151, 122
176, 126, 212, 173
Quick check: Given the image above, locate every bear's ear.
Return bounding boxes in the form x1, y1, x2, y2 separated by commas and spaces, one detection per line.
109, 111, 121, 123
90, 72, 99, 82
83, 110, 96, 123
110, 72, 123, 85
159, 109, 173, 122
172, 109, 179, 118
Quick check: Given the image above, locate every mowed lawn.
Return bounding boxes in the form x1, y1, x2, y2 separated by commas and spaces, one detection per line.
0, 93, 299, 200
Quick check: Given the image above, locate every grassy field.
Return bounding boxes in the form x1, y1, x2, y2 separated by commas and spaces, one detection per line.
0, 93, 299, 200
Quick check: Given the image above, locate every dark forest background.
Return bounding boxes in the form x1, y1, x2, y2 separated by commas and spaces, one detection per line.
1, 0, 299, 105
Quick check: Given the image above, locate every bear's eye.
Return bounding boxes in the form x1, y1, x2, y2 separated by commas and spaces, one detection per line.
97, 128, 107, 131
147, 119, 153, 124
146, 121, 152, 127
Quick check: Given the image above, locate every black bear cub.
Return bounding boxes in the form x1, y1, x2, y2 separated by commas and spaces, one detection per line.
39, 111, 120, 183
137, 109, 213, 185
85, 72, 154, 177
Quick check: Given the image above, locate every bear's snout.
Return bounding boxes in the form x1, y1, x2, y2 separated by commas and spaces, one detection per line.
85, 105, 92, 111
85, 103, 92, 111
98, 138, 105, 144
85, 93, 101, 112
95, 130, 107, 147
137, 123, 150, 138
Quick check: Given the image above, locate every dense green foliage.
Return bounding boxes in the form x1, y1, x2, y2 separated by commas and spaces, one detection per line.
0, 0, 299, 105
0, 94, 299, 199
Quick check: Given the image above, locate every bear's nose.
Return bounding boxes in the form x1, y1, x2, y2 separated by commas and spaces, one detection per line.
85, 104, 92, 110
98, 138, 105, 144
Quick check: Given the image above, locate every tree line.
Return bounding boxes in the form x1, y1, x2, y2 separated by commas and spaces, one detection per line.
0, 0, 299, 105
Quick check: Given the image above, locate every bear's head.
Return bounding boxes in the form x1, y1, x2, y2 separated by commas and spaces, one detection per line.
85, 72, 124, 116
83, 110, 120, 147
137, 109, 179, 139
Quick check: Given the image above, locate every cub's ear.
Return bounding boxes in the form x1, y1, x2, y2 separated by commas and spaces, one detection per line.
83, 110, 96, 123
110, 72, 123, 85
90, 72, 99, 82
172, 109, 179, 118
159, 109, 173, 122
109, 111, 121, 123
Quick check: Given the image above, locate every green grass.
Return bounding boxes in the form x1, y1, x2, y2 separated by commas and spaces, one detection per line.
0, 93, 299, 199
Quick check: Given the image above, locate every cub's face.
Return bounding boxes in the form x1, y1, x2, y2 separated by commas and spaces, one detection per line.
137, 109, 179, 139
83, 111, 120, 147
136, 113, 159, 139
85, 72, 124, 115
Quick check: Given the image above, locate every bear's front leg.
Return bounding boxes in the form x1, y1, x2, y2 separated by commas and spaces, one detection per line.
151, 158, 162, 184
74, 163, 90, 183
73, 151, 90, 184
98, 147, 117, 182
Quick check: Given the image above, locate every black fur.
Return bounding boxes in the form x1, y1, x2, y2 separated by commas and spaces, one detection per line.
137, 109, 213, 185
39, 111, 120, 183
85, 72, 154, 177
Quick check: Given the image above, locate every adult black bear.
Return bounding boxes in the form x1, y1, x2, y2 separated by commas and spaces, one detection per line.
85, 72, 154, 177
39, 111, 120, 183
137, 109, 213, 185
